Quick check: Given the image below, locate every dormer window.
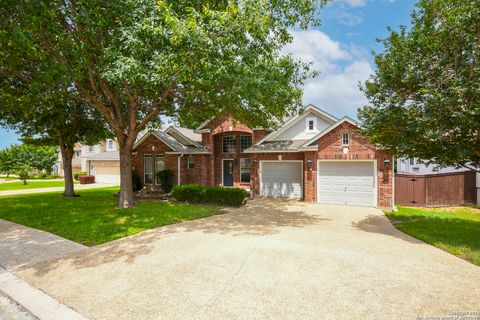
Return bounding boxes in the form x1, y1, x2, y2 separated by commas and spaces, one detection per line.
107, 139, 115, 151
305, 117, 317, 132
342, 133, 349, 146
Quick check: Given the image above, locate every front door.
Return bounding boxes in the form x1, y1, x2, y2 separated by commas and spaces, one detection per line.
223, 160, 234, 187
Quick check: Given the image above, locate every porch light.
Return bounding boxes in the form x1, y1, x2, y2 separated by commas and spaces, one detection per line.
307, 159, 313, 170
384, 158, 391, 167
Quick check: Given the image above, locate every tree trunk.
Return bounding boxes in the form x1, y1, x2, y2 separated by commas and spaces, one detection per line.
117, 146, 135, 208
60, 145, 76, 197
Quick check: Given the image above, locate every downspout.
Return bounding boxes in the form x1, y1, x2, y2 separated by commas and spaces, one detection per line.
177, 154, 184, 185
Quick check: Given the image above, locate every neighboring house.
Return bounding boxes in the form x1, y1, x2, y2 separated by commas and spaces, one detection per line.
81, 139, 120, 184
132, 105, 393, 208
396, 157, 470, 175
55, 139, 121, 184
55, 144, 83, 176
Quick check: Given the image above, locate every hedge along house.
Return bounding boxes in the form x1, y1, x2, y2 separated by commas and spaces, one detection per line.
132, 105, 393, 208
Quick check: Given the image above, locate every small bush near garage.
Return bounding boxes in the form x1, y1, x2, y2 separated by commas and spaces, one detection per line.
171, 184, 248, 206
171, 184, 205, 202
78, 175, 95, 184
74, 172, 87, 181
205, 186, 248, 206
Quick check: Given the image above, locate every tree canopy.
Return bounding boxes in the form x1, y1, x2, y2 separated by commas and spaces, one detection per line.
358, 0, 480, 170
0, 144, 57, 174
1, 0, 327, 207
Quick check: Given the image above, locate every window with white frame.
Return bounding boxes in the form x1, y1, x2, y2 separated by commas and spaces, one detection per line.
306, 117, 317, 132
240, 135, 252, 152
107, 139, 115, 151
87, 145, 94, 153
188, 156, 195, 170
144, 154, 154, 184
240, 158, 250, 183
342, 133, 349, 146
409, 158, 415, 165
223, 135, 236, 153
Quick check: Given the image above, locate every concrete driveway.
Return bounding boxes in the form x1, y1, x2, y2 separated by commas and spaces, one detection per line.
16, 199, 480, 320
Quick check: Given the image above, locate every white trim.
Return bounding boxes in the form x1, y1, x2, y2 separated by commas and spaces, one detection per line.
317, 160, 377, 208
106, 139, 115, 151
221, 159, 235, 187
133, 131, 176, 151
165, 151, 211, 155
300, 116, 360, 149
259, 160, 304, 199
256, 105, 338, 144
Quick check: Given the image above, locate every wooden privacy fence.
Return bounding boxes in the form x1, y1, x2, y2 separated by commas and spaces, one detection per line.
395, 171, 477, 207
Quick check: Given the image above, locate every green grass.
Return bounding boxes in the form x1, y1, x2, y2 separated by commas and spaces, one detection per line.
0, 187, 220, 246
386, 206, 480, 266
0, 180, 73, 191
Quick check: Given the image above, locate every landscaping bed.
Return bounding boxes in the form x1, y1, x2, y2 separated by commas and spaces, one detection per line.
0, 187, 220, 246
386, 206, 480, 266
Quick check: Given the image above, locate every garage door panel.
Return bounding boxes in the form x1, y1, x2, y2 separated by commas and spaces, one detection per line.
260, 162, 302, 199
318, 161, 375, 207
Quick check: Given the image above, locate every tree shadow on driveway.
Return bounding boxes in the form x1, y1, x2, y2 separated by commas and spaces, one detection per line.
20, 198, 328, 276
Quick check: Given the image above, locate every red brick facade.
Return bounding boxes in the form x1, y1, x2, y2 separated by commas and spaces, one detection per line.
132, 116, 393, 208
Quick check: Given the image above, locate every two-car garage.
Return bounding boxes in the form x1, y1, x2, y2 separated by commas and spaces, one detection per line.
259, 160, 376, 207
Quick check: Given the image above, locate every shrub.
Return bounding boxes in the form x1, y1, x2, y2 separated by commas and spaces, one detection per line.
157, 169, 174, 193
78, 175, 95, 184
132, 171, 142, 192
171, 184, 205, 202
16, 164, 31, 185
35, 172, 47, 179
205, 186, 248, 206
171, 184, 248, 206
74, 172, 87, 181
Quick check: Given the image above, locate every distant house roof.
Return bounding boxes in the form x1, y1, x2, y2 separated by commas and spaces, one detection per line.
82, 151, 120, 161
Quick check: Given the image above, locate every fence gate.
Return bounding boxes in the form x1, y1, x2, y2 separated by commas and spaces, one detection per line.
395, 171, 477, 207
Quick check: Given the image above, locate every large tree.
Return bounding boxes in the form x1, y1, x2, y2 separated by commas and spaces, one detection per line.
1, 0, 326, 207
358, 0, 480, 171
0, 82, 110, 197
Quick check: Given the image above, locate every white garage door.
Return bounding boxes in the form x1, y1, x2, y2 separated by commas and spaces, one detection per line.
260, 162, 303, 199
317, 161, 375, 207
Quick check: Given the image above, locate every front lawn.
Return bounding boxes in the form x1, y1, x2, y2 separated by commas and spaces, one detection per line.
0, 180, 71, 191
386, 206, 480, 266
0, 187, 220, 246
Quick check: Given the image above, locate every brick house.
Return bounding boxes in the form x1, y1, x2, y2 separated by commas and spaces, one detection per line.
132, 105, 393, 208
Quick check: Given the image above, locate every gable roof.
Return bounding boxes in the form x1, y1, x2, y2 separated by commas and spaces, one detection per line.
133, 130, 210, 154
164, 126, 202, 147
299, 116, 360, 150
255, 104, 338, 144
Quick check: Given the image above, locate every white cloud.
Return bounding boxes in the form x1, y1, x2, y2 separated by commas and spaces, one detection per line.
337, 0, 367, 8
283, 30, 374, 118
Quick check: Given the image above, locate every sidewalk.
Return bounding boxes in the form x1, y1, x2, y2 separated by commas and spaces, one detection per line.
0, 219, 90, 319
0, 183, 116, 196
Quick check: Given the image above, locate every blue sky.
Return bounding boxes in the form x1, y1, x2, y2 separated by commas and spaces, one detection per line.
0, 0, 416, 150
